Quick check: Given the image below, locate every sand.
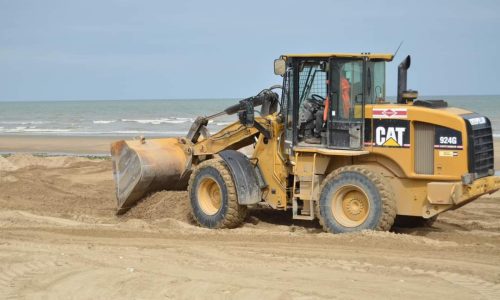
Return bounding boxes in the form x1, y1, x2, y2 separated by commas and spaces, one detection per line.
0, 137, 500, 298
2, 136, 500, 168
0, 153, 500, 299
0, 135, 137, 156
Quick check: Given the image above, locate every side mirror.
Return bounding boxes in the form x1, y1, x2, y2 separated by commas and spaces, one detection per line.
274, 59, 286, 76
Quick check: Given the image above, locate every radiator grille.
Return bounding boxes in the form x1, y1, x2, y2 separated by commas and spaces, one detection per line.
467, 118, 494, 178
414, 122, 435, 175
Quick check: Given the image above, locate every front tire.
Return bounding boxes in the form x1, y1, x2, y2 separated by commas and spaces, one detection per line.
188, 157, 247, 229
316, 166, 396, 234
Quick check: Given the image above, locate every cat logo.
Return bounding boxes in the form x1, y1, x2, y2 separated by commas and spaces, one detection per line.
375, 126, 408, 147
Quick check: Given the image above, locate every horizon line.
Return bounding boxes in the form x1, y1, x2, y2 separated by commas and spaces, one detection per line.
0, 94, 499, 103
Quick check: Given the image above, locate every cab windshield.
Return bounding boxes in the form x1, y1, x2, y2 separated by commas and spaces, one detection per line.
298, 62, 327, 105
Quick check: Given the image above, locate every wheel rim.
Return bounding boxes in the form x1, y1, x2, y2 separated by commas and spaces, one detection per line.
331, 185, 370, 227
197, 177, 222, 215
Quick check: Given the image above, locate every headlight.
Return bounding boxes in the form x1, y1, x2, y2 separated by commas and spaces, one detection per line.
461, 173, 476, 185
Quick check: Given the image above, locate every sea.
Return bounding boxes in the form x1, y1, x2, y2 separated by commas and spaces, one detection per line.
0, 95, 499, 138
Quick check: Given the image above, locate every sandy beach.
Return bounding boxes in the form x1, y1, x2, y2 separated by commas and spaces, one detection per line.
0, 135, 136, 156
0, 137, 499, 299
2, 0, 500, 298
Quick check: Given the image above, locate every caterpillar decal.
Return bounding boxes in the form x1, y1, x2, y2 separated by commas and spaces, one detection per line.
373, 119, 410, 148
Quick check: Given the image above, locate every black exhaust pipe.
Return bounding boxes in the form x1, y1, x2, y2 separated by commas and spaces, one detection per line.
397, 55, 411, 104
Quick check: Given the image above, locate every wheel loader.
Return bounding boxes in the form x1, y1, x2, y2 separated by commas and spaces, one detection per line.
110, 52, 500, 233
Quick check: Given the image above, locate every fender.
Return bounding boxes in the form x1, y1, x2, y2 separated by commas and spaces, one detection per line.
219, 150, 261, 205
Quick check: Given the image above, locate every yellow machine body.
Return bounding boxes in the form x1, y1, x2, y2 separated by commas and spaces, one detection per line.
110, 52, 499, 227
111, 105, 500, 218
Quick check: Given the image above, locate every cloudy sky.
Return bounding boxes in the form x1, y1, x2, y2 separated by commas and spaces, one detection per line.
1, 0, 499, 101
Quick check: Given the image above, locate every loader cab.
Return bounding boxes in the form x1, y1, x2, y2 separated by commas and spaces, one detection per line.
276, 53, 392, 153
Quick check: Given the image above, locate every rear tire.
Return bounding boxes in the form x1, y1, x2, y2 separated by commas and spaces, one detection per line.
188, 157, 247, 229
316, 166, 396, 234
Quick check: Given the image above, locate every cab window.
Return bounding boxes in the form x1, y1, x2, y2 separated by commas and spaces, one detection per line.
335, 61, 363, 119
298, 62, 327, 104
365, 61, 386, 104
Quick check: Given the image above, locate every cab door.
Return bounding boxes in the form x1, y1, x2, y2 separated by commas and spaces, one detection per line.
327, 59, 365, 149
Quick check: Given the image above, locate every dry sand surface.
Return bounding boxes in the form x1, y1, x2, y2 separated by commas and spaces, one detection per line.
1, 153, 500, 299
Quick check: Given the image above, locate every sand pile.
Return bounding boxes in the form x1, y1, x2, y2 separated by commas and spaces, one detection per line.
124, 191, 192, 223
0, 155, 116, 218
0, 156, 17, 171
0, 154, 91, 171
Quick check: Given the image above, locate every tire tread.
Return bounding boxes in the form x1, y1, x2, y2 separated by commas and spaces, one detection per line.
188, 157, 247, 229
315, 165, 396, 233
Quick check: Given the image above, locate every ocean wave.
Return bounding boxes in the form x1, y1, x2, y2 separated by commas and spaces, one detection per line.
215, 122, 233, 126
0, 127, 186, 136
114, 130, 153, 134
24, 128, 71, 132
93, 120, 116, 124
120, 118, 193, 125
107, 130, 186, 135
0, 121, 48, 125
0, 128, 72, 133
0, 126, 26, 133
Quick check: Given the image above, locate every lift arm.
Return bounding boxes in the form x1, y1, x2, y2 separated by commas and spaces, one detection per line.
186, 89, 278, 144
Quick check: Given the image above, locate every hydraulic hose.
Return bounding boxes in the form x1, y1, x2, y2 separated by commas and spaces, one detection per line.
223, 89, 278, 116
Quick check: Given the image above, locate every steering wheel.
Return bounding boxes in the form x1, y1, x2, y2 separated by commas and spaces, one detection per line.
310, 94, 325, 106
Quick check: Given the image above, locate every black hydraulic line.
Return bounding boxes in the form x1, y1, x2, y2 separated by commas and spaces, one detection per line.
253, 120, 271, 140
186, 88, 279, 143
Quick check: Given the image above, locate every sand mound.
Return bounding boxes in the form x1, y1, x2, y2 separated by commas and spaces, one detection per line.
1, 154, 91, 171
0, 156, 17, 171
0, 155, 116, 218
124, 191, 192, 223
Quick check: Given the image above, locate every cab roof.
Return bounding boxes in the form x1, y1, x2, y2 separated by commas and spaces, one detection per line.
282, 53, 394, 61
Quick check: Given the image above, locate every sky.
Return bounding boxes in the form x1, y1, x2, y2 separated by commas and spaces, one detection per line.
0, 0, 499, 101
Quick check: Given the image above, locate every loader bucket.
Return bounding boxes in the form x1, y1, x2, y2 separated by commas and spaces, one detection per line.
111, 137, 191, 214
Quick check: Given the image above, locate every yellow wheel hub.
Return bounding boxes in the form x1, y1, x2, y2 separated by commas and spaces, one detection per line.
197, 177, 222, 215
331, 186, 370, 227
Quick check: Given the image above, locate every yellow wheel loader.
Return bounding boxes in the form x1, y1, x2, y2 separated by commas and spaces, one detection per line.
111, 52, 500, 233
